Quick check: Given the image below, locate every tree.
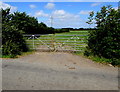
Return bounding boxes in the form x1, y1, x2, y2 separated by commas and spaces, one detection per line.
38, 22, 47, 34
38, 22, 54, 34
10, 12, 39, 34
2, 8, 11, 24
2, 8, 28, 57
86, 11, 94, 28
85, 5, 120, 65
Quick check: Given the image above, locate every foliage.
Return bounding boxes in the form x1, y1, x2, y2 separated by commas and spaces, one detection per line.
86, 11, 94, 28
2, 8, 28, 57
2, 8, 70, 34
54, 28, 69, 33
2, 24, 29, 57
2, 8, 11, 24
5, 11, 54, 34
37, 22, 54, 34
37, 22, 70, 34
84, 54, 120, 66
47, 27, 55, 34
10, 11, 39, 34
85, 5, 120, 65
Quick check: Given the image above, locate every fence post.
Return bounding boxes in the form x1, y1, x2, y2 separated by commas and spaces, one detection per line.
53, 33, 56, 52
32, 35, 35, 49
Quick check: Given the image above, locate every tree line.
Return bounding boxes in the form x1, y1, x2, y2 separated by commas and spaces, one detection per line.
2, 8, 70, 34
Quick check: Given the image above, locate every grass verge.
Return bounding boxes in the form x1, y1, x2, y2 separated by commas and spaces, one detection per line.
73, 50, 119, 67
85, 55, 120, 66
1, 50, 35, 58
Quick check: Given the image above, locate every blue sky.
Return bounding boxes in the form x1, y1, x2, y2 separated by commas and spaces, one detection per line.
1, 1, 119, 28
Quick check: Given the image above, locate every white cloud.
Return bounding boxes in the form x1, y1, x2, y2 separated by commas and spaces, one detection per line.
113, 7, 118, 10
0, 1, 17, 12
53, 10, 66, 16
45, 3, 55, 9
52, 10, 81, 19
91, 2, 102, 7
29, 4, 36, 9
45, 9, 81, 28
35, 10, 48, 17
52, 10, 68, 19
79, 10, 92, 15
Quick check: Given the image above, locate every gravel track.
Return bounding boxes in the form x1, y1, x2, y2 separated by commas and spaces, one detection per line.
2, 52, 118, 90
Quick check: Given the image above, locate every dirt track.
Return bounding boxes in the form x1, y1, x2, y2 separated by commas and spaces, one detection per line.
2, 52, 118, 90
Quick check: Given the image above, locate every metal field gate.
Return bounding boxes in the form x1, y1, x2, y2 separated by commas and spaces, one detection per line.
23, 32, 88, 52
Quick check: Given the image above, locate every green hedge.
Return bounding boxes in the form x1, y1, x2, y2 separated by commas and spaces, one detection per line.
2, 24, 28, 57
85, 6, 120, 65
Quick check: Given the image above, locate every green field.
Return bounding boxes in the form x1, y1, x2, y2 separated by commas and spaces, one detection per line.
26, 30, 89, 52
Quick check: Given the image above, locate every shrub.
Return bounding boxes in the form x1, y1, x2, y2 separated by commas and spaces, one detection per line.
2, 24, 28, 57
85, 5, 120, 65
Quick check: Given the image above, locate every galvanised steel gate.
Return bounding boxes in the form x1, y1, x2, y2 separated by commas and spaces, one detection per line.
23, 32, 88, 52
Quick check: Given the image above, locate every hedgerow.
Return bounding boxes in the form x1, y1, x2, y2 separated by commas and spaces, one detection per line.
85, 5, 120, 65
